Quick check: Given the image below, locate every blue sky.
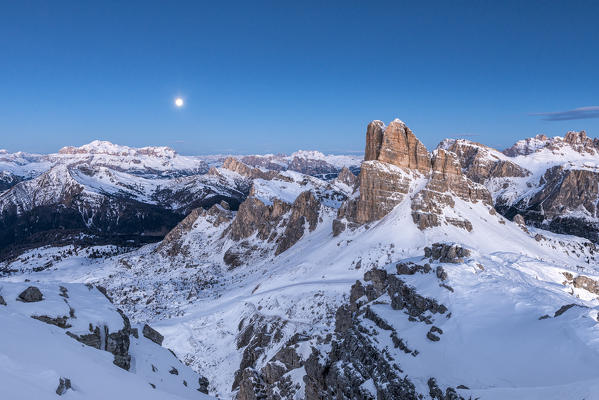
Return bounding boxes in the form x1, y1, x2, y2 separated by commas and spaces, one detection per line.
1, 1, 598, 154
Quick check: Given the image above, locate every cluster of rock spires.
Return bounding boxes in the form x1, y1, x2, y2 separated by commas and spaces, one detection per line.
330, 119, 599, 243
334, 119, 495, 234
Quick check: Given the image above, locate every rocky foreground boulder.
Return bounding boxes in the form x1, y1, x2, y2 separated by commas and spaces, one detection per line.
17, 286, 43, 302
143, 323, 164, 346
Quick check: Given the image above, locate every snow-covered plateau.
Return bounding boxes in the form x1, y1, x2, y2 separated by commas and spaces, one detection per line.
2, 122, 599, 399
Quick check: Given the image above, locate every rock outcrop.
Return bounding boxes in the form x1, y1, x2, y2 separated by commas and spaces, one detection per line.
335, 167, 358, 189
504, 130, 599, 157
355, 119, 432, 225
143, 324, 164, 346
424, 243, 471, 263
275, 191, 320, 255
440, 139, 530, 183
365, 119, 430, 173
56, 377, 72, 395
411, 149, 492, 231
229, 197, 291, 242
222, 157, 279, 180
17, 286, 43, 302
338, 161, 413, 225
304, 265, 453, 399
66, 307, 132, 370
572, 275, 599, 295
224, 190, 322, 265
157, 203, 233, 257
233, 314, 306, 400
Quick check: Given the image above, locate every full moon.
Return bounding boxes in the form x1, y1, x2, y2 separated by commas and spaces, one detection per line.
174, 97, 184, 107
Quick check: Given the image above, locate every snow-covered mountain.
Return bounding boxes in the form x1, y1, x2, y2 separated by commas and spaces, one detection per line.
0, 142, 361, 258
2, 122, 599, 399
442, 130, 599, 242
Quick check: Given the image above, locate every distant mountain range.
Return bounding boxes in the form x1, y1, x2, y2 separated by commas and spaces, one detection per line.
0, 142, 362, 258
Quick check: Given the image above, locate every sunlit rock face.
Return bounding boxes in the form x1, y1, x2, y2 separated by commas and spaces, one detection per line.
337, 119, 493, 230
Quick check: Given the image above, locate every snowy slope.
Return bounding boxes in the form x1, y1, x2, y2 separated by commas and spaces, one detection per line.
0, 281, 213, 399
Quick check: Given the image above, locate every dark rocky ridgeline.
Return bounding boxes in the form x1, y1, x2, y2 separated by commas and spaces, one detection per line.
233, 252, 467, 399
303, 263, 459, 400
0, 198, 183, 260
222, 190, 322, 267
233, 314, 309, 400
495, 164, 599, 242
0, 172, 24, 191
0, 184, 247, 261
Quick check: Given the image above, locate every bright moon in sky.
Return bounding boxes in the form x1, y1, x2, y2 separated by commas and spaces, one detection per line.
174, 97, 184, 107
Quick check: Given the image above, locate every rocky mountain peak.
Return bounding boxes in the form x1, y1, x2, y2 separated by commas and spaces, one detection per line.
503, 134, 551, 156
440, 138, 530, 183
365, 119, 431, 173
336, 119, 496, 231
564, 130, 588, 144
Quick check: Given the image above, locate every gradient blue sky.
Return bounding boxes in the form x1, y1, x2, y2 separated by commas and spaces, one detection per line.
1, 1, 598, 154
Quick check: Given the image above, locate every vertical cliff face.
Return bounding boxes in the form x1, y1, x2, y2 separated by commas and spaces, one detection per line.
365, 119, 431, 173
364, 120, 385, 161
337, 161, 414, 226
